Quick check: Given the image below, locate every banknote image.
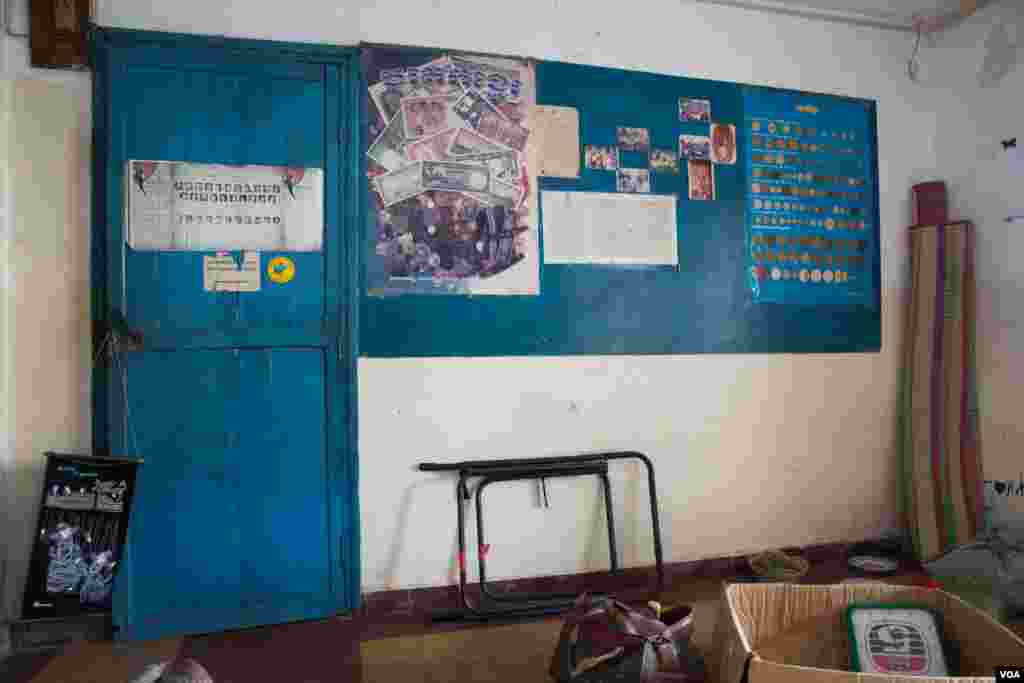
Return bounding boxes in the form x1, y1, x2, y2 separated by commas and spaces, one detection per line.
489, 178, 522, 205
405, 128, 457, 162
447, 127, 506, 157
461, 150, 520, 184
452, 90, 529, 151
375, 163, 425, 207
421, 160, 491, 194
366, 111, 409, 171
369, 82, 429, 125
402, 95, 461, 139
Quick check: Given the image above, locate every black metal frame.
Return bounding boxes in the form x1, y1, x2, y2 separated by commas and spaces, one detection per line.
418, 451, 664, 621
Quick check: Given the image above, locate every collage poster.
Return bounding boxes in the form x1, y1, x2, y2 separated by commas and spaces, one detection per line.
363, 48, 539, 296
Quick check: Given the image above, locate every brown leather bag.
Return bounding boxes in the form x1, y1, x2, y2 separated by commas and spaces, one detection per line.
550, 594, 702, 682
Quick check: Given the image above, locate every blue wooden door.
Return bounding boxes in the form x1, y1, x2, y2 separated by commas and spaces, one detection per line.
93, 33, 360, 640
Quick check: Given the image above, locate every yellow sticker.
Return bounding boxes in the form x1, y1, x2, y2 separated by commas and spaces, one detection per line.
267, 256, 295, 284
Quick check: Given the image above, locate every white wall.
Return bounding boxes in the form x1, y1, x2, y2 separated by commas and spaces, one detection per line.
1, 0, 969, 602
925, 4, 1024, 523
1, 74, 12, 649
0, 31, 92, 620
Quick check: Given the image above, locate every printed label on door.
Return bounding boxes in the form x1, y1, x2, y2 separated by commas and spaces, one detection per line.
203, 251, 261, 292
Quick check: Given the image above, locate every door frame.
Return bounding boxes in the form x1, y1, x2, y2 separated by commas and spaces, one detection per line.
89, 27, 363, 615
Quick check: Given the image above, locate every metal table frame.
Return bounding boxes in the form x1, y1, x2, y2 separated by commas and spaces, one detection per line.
418, 451, 664, 621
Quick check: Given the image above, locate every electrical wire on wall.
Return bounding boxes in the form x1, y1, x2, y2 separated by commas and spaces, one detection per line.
93, 326, 142, 463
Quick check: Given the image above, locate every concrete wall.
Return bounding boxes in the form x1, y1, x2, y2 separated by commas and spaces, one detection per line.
0, 0, 969, 612
923, 3, 1024, 527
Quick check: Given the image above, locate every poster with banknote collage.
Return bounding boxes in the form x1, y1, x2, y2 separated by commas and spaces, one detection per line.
363, 48, 538, 296
744, 88, 876, 306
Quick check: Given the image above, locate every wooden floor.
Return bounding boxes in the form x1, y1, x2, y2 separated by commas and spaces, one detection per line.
9, 560, 1022, 683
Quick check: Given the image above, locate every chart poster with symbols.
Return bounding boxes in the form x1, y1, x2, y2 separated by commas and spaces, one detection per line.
744, 88, 877, 305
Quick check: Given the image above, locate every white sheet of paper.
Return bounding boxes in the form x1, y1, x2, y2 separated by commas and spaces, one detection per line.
541, 191, 679, 265
203, 251, 261, 292
530, 105, 580, 178
126, 161, 323, 252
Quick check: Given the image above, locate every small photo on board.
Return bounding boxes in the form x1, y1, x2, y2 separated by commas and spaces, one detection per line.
679, 134, 711, 160
617, 168, 651, 193
584, 145, 619, 170
679, 98, 711, 123
617, 127, 650, 152
711, 123, 738, 165
688, 160, 715, 201
649, 148, 679, 173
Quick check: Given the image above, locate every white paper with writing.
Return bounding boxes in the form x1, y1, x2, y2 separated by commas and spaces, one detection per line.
203, 251, 261, 292
541, 191, 678, 265
126, 160, 323, 251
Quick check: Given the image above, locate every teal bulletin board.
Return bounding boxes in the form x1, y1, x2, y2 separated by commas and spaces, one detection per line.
361, 46, 881, 357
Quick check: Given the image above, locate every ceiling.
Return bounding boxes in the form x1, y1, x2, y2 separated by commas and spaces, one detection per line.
693, 0, 969, 31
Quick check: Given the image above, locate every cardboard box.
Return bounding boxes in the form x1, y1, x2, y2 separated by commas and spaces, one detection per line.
712, 582, 1024, 683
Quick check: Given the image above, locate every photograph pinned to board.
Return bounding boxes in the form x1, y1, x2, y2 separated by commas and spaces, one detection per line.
649, 148, 679, 173
617, 126, 650, 152
125, 161, 324, 252
617, 168, 651, 193
688, 160, 715, 200
679, 135, 711, 160
711, 123, 737, 165
405, 128, 459, 162
363, 47, 538, 296
679, 98, 711, 123
541, 191, 678, 266
584, 145, 619, 171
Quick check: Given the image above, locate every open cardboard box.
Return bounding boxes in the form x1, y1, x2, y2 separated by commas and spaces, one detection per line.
712, 582, 1024, 683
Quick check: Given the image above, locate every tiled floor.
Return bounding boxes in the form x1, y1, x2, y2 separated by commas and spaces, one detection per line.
1, 562, 939, 683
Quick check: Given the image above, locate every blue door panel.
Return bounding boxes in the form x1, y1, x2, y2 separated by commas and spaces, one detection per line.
236, 349, 331, 602
97, 35, 357, 641
116, 65, 327, 343
124, 251, 326, 343
115, 351, 244, 633
114, 349, 332, 640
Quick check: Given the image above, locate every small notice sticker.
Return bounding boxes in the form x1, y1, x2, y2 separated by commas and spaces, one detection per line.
203, 251, 261, 292
267, 256, 295, 284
